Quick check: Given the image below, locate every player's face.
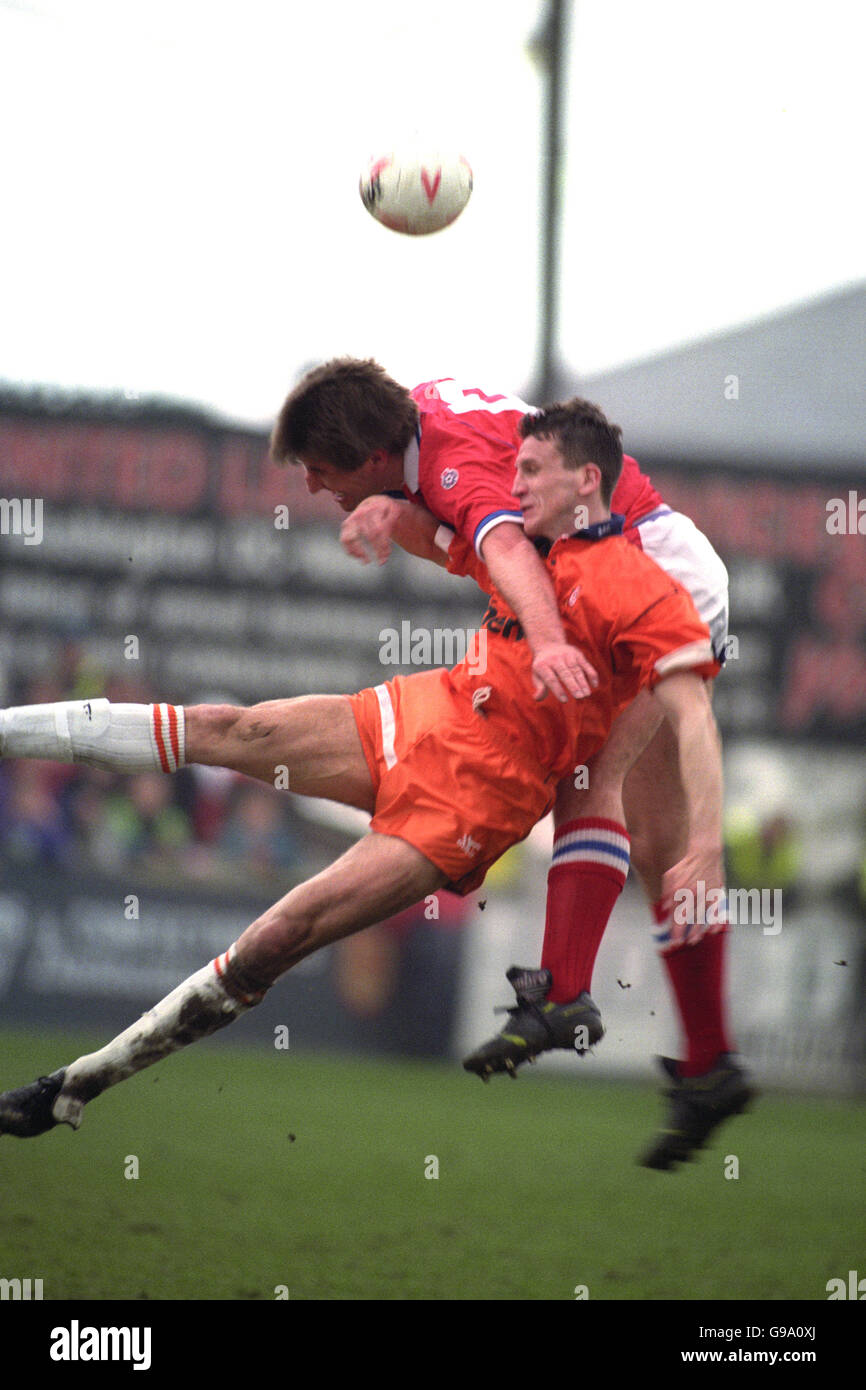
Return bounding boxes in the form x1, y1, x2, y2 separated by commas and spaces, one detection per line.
300, 456, 382, 512
513, 436, 581, 538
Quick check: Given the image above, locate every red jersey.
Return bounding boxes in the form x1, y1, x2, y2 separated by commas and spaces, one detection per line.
614, 454, 664, 533
404, 379, 529, 554
445, 520, 719, 781
403, 378, 663, 553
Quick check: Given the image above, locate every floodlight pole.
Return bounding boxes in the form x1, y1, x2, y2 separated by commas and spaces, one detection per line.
529, 0, 569, 405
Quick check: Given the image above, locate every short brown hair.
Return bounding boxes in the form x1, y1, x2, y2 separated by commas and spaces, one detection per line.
270, 357, 419, 473
519, 398, 623, 506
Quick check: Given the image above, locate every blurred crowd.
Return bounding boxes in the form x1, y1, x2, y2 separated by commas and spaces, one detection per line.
4, 650, 866, 928
0, 647, 305, 890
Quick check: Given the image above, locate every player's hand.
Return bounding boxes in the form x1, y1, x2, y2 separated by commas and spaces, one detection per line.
340, 496, 402, 565
531, 642, 599, 702
659, 846, 726, 947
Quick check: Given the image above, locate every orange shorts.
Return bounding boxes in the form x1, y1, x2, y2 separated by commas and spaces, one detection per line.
348, 668, 557, 894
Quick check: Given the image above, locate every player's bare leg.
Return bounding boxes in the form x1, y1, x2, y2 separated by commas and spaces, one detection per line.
621, 707, 688, 903
184, 696, 375, 809
621, 692, 733, 1071
0, 693, 374, 811
562, 690, 665, 825
538, 690, 662, 996
463, 693, 661, 1078
0, 833, 445, 1138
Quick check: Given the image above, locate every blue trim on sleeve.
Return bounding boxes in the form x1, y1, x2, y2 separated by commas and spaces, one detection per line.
473, 509, 524, 554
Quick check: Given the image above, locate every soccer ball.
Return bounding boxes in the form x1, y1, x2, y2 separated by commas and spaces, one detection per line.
359, 151, 473, 236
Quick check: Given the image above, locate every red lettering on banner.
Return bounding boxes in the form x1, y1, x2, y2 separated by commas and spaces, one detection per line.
814, 567, 866, 640
218, 439, 285, 516
745, 483, 785, 555
782, 635, 866, 729
216, 438, 334, 520
62, 424, 112, 500
651, 471, 844, 564
0, 423, 46, 492
151, 435, 208, 511
217, 440, 250, 516
782, 485, 828, 565
0, 420, 210, 510
114, 433, 146, 508
835, 533, 866, 580
164, 432, 208, 508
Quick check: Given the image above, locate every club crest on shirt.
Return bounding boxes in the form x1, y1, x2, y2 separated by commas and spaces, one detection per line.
440, 468, 459, 490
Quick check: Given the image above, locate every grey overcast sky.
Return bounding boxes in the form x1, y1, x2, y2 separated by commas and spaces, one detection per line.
1, 0, 863, 422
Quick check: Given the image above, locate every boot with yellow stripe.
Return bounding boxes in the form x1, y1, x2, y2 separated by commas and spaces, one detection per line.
463, 965, 604, 1080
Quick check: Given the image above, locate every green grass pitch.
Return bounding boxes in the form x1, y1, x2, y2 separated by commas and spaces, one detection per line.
0, 1026, 863, 1301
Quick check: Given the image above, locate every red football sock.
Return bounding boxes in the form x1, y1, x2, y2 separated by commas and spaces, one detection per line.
656, 906, 733, 1077
541, 819, 629, 1001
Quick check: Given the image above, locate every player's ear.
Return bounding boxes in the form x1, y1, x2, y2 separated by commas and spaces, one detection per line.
368, 448, 402, 486
579, 461, 602, 495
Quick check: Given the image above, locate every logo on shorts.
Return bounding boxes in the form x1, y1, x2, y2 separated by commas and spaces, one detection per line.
471, 686, 492, 714
440, 468, 459, 490
567, 586, 581, 606
456, 832, 482, 856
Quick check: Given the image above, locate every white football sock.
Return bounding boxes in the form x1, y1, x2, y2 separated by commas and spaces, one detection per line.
52, 945, 264, 1129
0, 699, 184, 772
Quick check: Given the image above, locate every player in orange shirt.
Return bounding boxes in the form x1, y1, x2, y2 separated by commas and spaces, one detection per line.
0, 399, 751, 1167
280, 359, 733, 1142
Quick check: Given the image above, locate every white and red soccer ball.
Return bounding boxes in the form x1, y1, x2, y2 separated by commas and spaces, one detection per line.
359, 151, 473, 236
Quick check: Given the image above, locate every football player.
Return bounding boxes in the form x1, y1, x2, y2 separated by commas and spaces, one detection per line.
0, 398, 751, 1167
275, 360, 735, 1162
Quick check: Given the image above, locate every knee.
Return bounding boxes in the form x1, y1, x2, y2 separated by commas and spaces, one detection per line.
554, 754, 622, 824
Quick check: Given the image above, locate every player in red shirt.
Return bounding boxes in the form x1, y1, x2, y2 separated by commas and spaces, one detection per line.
276, 360, 598, 703
274, 360, 733, 1144
0, 398, 751, 1168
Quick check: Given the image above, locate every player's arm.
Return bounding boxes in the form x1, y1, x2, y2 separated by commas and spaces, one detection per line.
651, 670, 725, 921
478, 523, 598, 702
340, 495, 450, 568
340, 483, 599, 702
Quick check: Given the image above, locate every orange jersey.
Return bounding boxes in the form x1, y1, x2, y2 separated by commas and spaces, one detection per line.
350, 520, 719, 894
445, 521, 719, 783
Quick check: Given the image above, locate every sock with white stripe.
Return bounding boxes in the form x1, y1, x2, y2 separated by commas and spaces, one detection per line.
51, 944, 265, 1129
541, 818, 630, 1002
0, 699, 185, 773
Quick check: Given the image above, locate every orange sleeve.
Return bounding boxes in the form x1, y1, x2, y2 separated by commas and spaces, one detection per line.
613, 587, 720, 689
